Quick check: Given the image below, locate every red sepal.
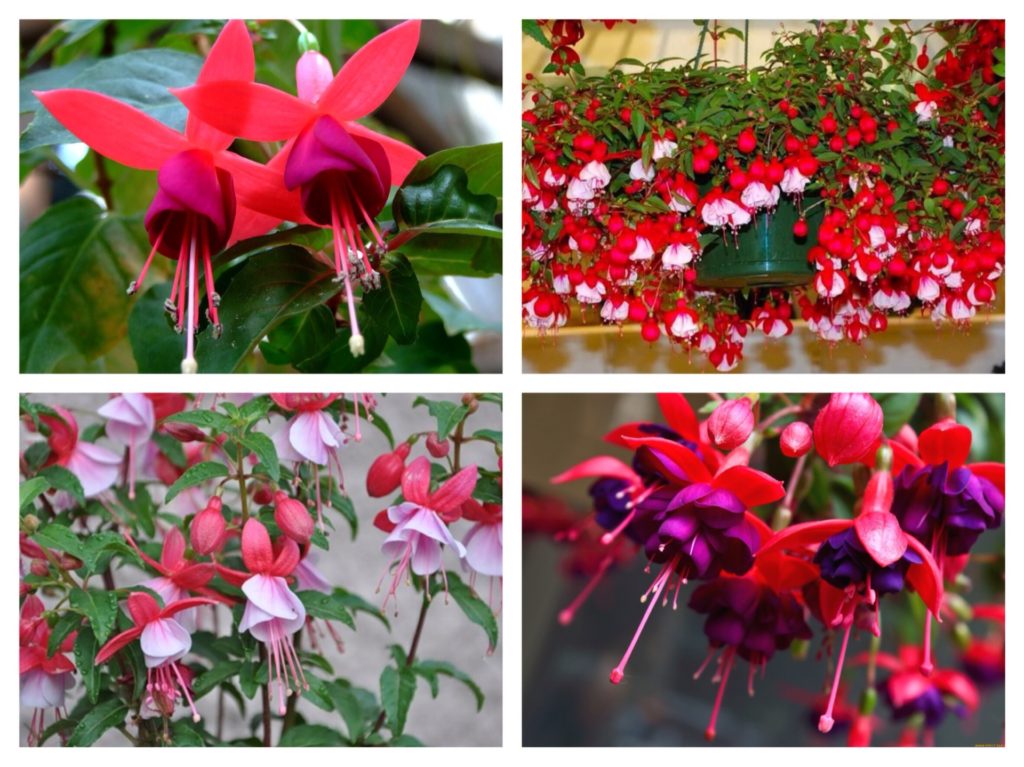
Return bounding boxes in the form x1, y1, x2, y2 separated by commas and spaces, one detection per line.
173, 81, 315, 141
551, 455, 641, 488
712, 465, 785, 508
853, 512, 908, 568
187, 19, 255, 151
918, 419, 972, 469
430, 464, 478, 516
758, 519, 853, 560
621, 435, 711, 483
374, 509, 397, 533
904, 535, 944, 618
655, 393, 699, 441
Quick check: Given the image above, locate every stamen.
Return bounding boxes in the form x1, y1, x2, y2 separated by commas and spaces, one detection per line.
609, 556, 678, 684
182, 220, 199, 374
129, 223, 167, 294
329, 191, 364, 357
819, 619, 854, 733
600, 509, 637, 545
558, 555, 614, 625
705, 647, 736, 741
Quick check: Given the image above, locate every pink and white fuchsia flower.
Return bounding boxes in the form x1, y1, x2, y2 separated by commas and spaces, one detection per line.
96, 592, 215, 722
270, 393, 345, 467
98, 393, 155, 499
460, 499, 503, 578
28, 406, 121, 504
376, 457, 477, 608
20, 595, 75, 746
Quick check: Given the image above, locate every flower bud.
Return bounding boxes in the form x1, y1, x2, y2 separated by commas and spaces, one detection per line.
296, 50, 333, 103
813, 393, 883, 467
780, 421, 812, 457
190, 497, 226, 555
707, 397, 754, 451
274, 491, 314, 544
366, 443, 410, 498
848, 713, 874, 747
425, 432, 450, 458
162, 421, 207, 442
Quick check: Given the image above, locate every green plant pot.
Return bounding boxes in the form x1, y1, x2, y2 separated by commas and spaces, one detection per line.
695, 200, 820, 290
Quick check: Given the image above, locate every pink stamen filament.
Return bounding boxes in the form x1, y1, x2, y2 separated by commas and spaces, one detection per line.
559, 555, 614, 625
609, 555, 679, 684
131, 222, 167, 293
199, 227, 219, 328
183, 222, 198, 371
819, 619, 854, 733
265, 619, 308, 715
600, 509, 637, 545
128, 437, 137, 500
705, 647, 736, 741
329, 192, 363, 348
170, 661, 201, 722
314, 464, 325, 533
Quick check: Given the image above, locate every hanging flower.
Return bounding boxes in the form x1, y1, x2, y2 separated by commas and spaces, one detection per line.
26, 406, 120, 502
99, 393, 156, 499
20, 595, 75, 746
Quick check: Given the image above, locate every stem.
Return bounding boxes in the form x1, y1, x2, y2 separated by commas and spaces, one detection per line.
237, 443, 250, 524
94, 153, 113, 210
259, 644, 271, 747
757, 404, 802, 433
694, 20, 709, 66
743, 20, 749, 70
783, 452, 808, 511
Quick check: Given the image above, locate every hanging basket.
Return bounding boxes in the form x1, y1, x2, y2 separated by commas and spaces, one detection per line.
695, 199, 821, 290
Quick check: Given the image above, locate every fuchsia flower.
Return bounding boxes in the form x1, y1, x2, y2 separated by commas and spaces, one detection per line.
98, 393, 155, 499
96, 592, 215, 722
294, 549, 347, 654
461, 499, 503, 578
20, 595, 75, 746
706, 397, 755, 452
377, 457, 477, 608
217, 519, 307, 714
813, 393, 884, 467
30, 406, 121, 500
36, 21, 302, 374
175, 22, 424, 355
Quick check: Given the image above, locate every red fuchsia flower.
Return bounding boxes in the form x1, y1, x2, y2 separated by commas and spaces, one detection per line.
96, 592, 216, 722
813, 393, 884, 467
20, 595, 75, 746
25, 406, 121, 501
780, 420, 813, 458
375, 457, 477, 609
707, 397, 755, 452
217, 519, 308, 714
124, 526, 220, 630
98, 393, 155, 499
757, 456, 944, 734
689, 551, 815, 741
36, 21, 302, 374
174, 22, 424, 356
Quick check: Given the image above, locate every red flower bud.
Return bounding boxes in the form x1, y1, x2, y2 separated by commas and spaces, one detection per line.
813, 393, 883, 467
366, 443, 410, 498
190, 497, 226, 555
373, 509, 397, 533
161, 421, 208, 442
848, 714, 874, 747
425, 432, 450, 458
707, 397, 755, 451
274, 491, 313, 544
780, 421, 813, 457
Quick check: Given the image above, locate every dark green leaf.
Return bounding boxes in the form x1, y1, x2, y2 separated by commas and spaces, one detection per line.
70, 588, 119, 644
303, 673, 337, 711
876, 393, 922, 436
163, 408, 232, 432
164, 460, 229, 503
402, 143, 502, 211
297, 590, 356, 630
361, 253, 422, 345
39, 465, 85, 505
390, 734, 425, 746
331, 492, 358, 539
128, 282, 185, 372
413, 660, 485, 711
440, 572, 498, 651
412, 397, 469, 440
33, 523, 85, 560
294, 310, 387, 373
21, 197, 147, 372
522, 20, 551, 49
380, 665, 417, 737
20, 477, 49, 510
260, 305, 336, 368
278, 724, 346, 747
74, 626, 102, 703
238, 431, 279, 483
373, 321, 473, 373
66, 697, 129, 747
191, 660, 242, 698
326, 681, 366, 742
471, 429, 502, 448
80, 531, 143, 574
19, 57, 96, 113
170, 719, 208, 746
47, 611, 82, 657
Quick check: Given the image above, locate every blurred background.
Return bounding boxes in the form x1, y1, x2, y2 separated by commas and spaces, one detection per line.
523, 393, 1004, 746
21, 393, 502, 746
20, 20, 502, 372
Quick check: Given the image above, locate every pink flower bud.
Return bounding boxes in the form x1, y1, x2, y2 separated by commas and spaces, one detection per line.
707, 397, 755, 451
161, 422, 207, 442
780, 421, 813, 457
190, 497, 226, 555
425, 431, 450, 458
296, 50, 333, 103
366, 443, 410, 498
274, 491, 314, 544
813, 393, 883, 467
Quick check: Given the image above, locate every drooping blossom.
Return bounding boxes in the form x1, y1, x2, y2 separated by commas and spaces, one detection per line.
175, 22, 424, 355
26, 406, 121, 503
294, 548, 346, 654
99, 393, 156, 499
96, 592, 215, 722
20, 595, 75, 746
461, 498, 503, 578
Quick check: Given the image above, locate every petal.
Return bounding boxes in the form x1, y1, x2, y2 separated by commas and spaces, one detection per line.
464, 523, 502, 577
933, 670, 980, 710
160, 526, 186, 570
853, 512, 908, 567
344, 122, 424, 185
139, 618, 191, 667
289, 411, 330, 465
228, 206, 281, 245
968, 461, 1005, 494
241, 518, 273, 573
622, 435, 712, 483
402, 456, 433, 506
757, 519, 853, 560
242, 574, 301, 620
430, 464, 478, 515
65, 442, 121, 497
918, 420, 972, 469
95, 626, 143, 664
186, 19, 255, 151
904, 535, 944, 618
889, 439, 924, 475
712, 465, 785, 508
215, 149, 307, 223
755, 552, 819, 592
34, 89, 188, 169
319, 20, 421, 121
550, 455, 641, 488
410, 537, 443, 575
387, 501, 420, 525
602, 421, 653, 447
655, 393, 700, 440
173, 81, 314, 140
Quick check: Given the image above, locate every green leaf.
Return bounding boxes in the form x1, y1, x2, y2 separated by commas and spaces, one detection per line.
326, 681, 368, 742
194, 246, 342, 373
294, 309, 388, 373
238, 431, 280, 483
331, 491, 358, 539
70, 588, 119, 644
876, 393, 922, 435
412, 397, 469, 440
303, 673, 337, 711
390, 734, 425, 746
371, 321, 474, 373
19, 57, 97, 113
66, 697, 129, 747
413, 660, 485, 711
20, 477, 49, 510
380, 665, 417, 737
21, 49, 203, 151
39, 465, 85, 505
328, 587, 390, 630
260, 305, 336, 368
163, 408, 232, 432
24, 20, 104, 68
33, 523, 85, 560
361, 253, 422, 344
47, 611, 82, 657
190, 660, 242, 698
79, 531, 143, 574
297, 590, 356, 630
472, 429, 502, 448
522, 20, 551, 49
164, 460, 230, 503
440, 572, 498, 651
21, 196, 148, 372
74, 626, 102, 703
402, 143, 502, 211
278, 724, 347, 747
128, 282, 185, 372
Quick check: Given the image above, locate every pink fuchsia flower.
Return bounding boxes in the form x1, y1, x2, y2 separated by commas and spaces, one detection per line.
30, 406, 121, 500
99, 393, 156, 499
377, 457, 477, 608
36, 21, 302, 374
461, 499, 503, 578
812, 393, 883, 467
20, 595, 75, 746
780, 421, 813, 457
174, 22, 424, 356
96, 592, 215, 722
218, 519, 307, 714
190, 496, 228, 555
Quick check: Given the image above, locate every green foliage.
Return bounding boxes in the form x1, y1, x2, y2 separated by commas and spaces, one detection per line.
412, 396, 470, 440
164, 460, 230, 503
379, 665, 417, 737
434, 572, 499, 652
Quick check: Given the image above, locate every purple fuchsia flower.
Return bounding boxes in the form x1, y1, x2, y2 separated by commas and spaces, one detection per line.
95, 592, 215, 722
217, 519, 308, 714
20, 595, 75, 746
376, 457, 477, 609
27, 406, 121, 504
98, 393, 155, 499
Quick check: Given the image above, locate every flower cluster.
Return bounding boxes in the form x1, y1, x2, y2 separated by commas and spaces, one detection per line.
19, 392, 501, 747
537, 393, 1003, 745
522, 20, 1004, 371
